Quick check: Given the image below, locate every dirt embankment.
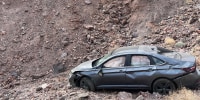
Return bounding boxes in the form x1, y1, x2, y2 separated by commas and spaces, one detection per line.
0, 0, 200, 99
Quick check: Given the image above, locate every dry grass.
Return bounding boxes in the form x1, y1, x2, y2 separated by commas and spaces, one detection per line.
166, 88, 200, 100
196, 57, 200, 67
185, 0, 194, 4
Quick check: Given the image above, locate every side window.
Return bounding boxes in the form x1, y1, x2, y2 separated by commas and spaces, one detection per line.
104, 56, 126, 68
152, 57, 165, 65
131, 56, 150, 67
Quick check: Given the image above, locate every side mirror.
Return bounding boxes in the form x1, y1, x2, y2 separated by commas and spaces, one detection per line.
98, 68, 103, 76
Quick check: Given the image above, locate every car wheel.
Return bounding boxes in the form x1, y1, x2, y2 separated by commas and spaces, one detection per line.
80, 77, 95, 91
153, 79, 175, 95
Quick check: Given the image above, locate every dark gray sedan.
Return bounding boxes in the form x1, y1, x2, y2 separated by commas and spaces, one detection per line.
69, 45, 200, 94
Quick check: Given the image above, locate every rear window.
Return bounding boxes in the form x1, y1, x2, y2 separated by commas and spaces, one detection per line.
131, 55, 150, 66
161, 52, 182, 60
152, 57, 165, 65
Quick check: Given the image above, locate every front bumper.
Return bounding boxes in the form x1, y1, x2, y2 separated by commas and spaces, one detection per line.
69, 73, 82, 87
69, 74, 76, 87
174, 69, 200, 89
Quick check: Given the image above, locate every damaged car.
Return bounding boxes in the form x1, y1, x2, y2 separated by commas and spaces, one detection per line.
69, 45, 200, 94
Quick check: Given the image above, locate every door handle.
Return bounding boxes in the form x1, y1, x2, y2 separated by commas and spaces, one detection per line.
119, 70, 124, 72
148, 68, 155, 71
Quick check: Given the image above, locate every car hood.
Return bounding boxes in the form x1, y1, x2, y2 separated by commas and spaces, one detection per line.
71, 60, 94, 73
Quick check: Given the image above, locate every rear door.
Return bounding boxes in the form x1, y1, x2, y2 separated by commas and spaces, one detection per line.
125, 55, 157, 88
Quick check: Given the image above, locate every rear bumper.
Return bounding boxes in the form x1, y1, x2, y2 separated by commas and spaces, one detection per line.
174, 69, 200, 89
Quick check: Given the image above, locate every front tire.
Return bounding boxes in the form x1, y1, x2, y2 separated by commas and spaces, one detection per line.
153, 79, 176, 95
80, 77, 95, 91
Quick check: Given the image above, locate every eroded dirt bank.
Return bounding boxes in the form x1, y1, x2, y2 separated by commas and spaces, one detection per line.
0, 0, 200, 99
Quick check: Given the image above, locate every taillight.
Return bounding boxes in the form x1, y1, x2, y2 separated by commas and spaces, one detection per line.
182, 66, 196, 73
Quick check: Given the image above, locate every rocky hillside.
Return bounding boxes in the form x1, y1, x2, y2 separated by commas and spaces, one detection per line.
0, 0, 200, 99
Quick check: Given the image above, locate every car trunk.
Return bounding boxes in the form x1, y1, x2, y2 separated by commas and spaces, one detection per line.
161, 52, 195, 63
161, 52, 196, 71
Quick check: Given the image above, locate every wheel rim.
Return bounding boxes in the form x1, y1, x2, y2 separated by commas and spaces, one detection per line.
80, 80, 90, 90
154, 81, 174, 94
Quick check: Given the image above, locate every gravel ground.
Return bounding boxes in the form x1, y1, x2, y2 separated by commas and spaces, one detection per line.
0, 0, 200, 99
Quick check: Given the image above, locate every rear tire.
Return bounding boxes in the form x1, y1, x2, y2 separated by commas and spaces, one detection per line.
80, 77, 95, 91
153, 79, 175, 95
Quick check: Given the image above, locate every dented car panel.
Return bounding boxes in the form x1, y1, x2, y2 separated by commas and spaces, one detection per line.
69, 45, 200, 92
173, 69, 200, 89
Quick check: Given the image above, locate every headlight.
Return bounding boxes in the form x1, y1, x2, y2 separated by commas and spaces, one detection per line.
69, 72, 72, 78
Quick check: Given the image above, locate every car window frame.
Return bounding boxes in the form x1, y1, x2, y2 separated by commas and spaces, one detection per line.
93, 53, 111, 67
100, 55, 128, 69
148, 55, 166, 66
127, 54, 153, 68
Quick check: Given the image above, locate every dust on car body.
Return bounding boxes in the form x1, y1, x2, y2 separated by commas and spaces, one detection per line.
69, 45, 200, 94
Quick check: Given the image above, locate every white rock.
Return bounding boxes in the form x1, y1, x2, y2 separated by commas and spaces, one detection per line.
135, 95, 144, 100
117, 91, 132, 100
195, 4, 200, 9
84, 0, 92, 5
83, 24, 94, 30
61, 52, 67, 58
2, 1, 5, 5
77, 93, 89, 99
40, 83, 49, 89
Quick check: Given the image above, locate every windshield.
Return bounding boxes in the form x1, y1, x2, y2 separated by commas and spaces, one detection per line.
93, 53, 111, 67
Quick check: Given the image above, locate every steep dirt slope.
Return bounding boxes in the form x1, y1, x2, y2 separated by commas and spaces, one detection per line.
0, 0, 189, 78
129, 0, 185, 35
0, 0, 200, 99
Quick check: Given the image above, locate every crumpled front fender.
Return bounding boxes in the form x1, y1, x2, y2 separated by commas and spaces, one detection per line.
69, 72, 83, 87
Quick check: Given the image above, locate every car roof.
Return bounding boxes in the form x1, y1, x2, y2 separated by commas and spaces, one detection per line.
111, 45, 160, 55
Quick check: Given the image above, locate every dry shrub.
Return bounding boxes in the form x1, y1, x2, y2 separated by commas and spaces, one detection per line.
185, 0, 194, 4
166, 88, 200, 100
196, 57, 200, 67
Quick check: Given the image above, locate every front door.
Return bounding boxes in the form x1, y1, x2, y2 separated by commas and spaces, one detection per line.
95, 56, 127, 89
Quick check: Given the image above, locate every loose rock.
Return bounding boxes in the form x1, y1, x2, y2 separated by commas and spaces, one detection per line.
59, 96, 67, 100
83, 24, 95, 30
84, 0, 92, 5
164, 37, 176, 46
175, 41, 186, 48
117, 91, 132, 100
52, 63, 66, 74
188, 17, 198, 24
196, 36, 200, 44
0, 45, 6, 51
61, 52, 67, 58
36, 83, 50, 92
31, 74, 46, 80
135, 95, 144, 100
36, 87, 43, 91
40, 83, 49, 89
77, 93, 89, 100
